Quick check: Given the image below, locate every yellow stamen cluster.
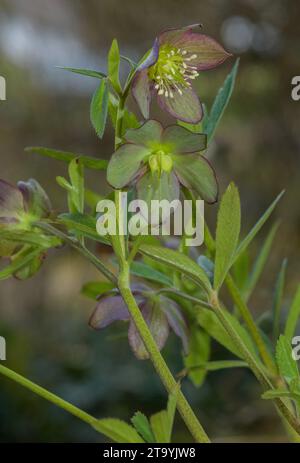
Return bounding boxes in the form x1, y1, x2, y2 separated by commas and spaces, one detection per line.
149, 46, 199, 98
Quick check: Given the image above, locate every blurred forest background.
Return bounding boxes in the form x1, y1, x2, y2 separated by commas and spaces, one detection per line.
0, 0, 300, 442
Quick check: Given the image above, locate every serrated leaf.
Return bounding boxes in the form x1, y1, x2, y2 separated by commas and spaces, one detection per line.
130, 261, 173, 287
90, 79, 109, 138
108, 39, 122, 94
26, 147, 108, 170
92, 418, 144, 443
57, 66, 106, 79
276, 335, 300, 385
285, 286, 300, 342
131, 412, 155, 443
203, 59, 239, 142
184, 327, 210, 387
81, 281, 115, 300
150, 411, 169, 443
234, 191, 284, 262
139, 245, 211, 294
214, 183, 241, 291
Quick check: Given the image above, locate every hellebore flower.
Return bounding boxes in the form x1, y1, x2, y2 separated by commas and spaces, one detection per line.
107, 119, 218, 208
89, 284, 189, 360
0, 178, 51, 257
132, 24, 231, 123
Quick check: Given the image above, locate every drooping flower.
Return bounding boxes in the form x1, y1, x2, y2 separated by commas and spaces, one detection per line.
89, 284, 189, 360
132, 24, 231, 123
107, 119, 218, 209
0, 178, 51, 257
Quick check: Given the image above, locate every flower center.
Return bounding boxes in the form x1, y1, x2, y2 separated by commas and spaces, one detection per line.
148, 150, 173, 175
148, 45, 199, 98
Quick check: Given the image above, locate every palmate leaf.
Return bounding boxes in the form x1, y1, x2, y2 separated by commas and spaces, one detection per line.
90, 79, 109, 139
203, 59, 239, 142
0, 247, 43, 280
25, 147, 108, 170
214, 183, 241, 291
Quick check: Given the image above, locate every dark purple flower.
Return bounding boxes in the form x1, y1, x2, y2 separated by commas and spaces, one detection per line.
89, 284, 189, 360
132, 24, 231, 123
0, 178, 51, 257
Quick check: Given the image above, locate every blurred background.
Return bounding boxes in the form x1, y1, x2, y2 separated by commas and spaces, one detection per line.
0, 0, 300, 442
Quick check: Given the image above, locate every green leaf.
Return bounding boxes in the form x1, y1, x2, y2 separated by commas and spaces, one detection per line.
108, 39, 122, 95
234, 191, 284, 262
57, 66, 106, 79
131, 412, 155, 443
244, 222, 279, 302
276, 335, 300, 385
90, 79, 109, 138
285, 286, 300, 342
177, 105, 207, 134
92, 418, 144, 443
262, 389, 300, 401
184, 327, 210, 387
68, 158, 84, 213
81, 281, 115, 300
192, 360, 247, 372
203, 59, 239, 142
232, 249, 249, 292
26, 147, 108, 170
273, 259, 288, 340
214, 183, 241, 291
139, 245, 211, 294
149, 385, 178, 444
0, 247, 43, 280
0, 229, 61, 249
150, 411, 169, 443
58, 213, 110, 245
130, 261, 173, 287
197, 308, 259, 360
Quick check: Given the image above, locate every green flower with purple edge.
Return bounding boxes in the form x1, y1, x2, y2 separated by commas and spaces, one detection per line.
132, 24, 231, 123
107, 119, 218, 207
89, 283, 188, 360
0, 178, 51, 258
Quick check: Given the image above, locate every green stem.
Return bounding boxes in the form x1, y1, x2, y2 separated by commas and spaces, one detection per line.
111, 92, 210, 443
0, 363, 98, 429
36, 222, 117, 285
118, 261, 210, 443
209, 291, 300, 436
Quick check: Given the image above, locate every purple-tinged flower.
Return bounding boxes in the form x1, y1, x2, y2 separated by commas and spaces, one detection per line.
89, 284, 189, 360
0, 178, 51, 257
132, 24, 231, 123
107, 120, 218, 207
